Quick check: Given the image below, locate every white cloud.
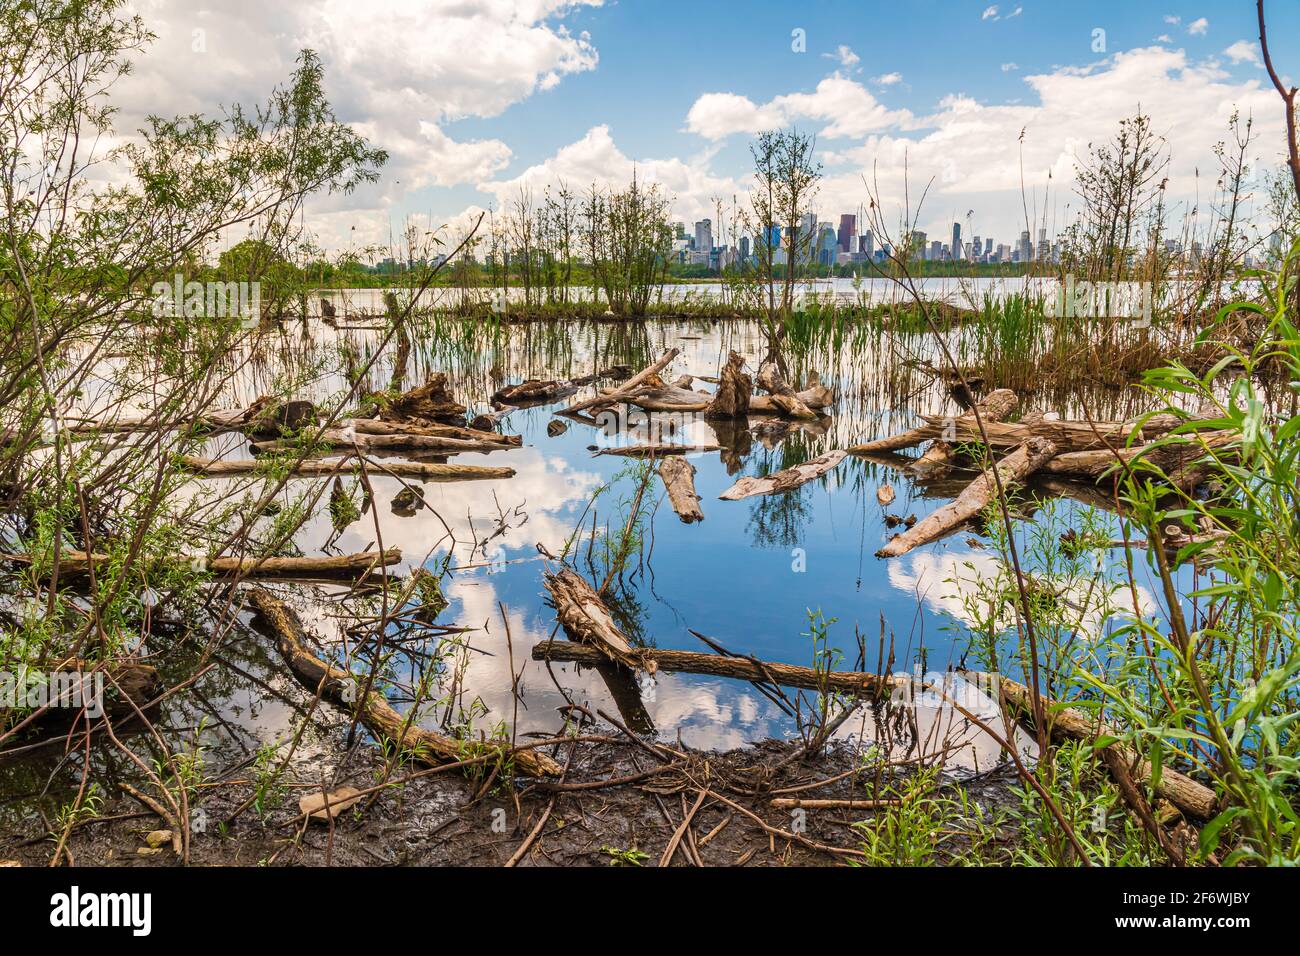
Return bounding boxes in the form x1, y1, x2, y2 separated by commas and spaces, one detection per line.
1164, 14, 1181, 25
1224, 39, 1262, 66
479, 125, 738, 223
686, 75, 912, 141
983, 4, 1021, 21
102, 0, 604, 247
825, 45, 861, 69
1155, 34, 1173, 43
1188, 17, 1209, 36
1001, 62, 1019, 72
875, 72, 904, 86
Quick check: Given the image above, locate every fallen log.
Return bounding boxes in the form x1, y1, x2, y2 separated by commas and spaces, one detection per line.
981, 673, 1217, 819
249, 429, 514, 456
916, 389, 1021, 473
592, 444, 719, 458
756, 361, 819, 420
249, 588, 560, 777
1040, 430, 1236, 480
2, 549, 401, 578
718, 450, 846, 501
658, 457, 703, 523
529, 640, 1218, 818
177, 455, 514, 481
348, 418, 520, 446
848, 388, 1018, 454
532, 640, 905, 697
563, 348, 680, 415
378, 373, 466, 425
876, 437, 1058, 557
490, 379, 578, 405
543, 568, 649, 671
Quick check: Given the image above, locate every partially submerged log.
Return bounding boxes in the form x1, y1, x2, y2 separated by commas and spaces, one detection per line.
490, 379, 578, 406
876, 438, 1058, 557
704, 351, 751, 420
719, 450, 846, 501
379, 373, 466, 425
563, 348, 680, 416
244, 397, 319, 439
983, 673, 1216, 819
3, 549, 401, 579
178, 455, 514, 481
1040, 429, 1236, 480
849, 388, 1018, 454
530, 639, 1218, 819
349, 417, 520, 446
543, 568, 649, 671
532, 640, 904, 698
756, 361, 819, 420
249, 429, 514, 456
249, 588, 560, 777
658, 457, 703, 523
592, 443, 719, 458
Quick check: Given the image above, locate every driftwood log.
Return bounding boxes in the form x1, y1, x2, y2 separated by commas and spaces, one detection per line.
348, 418, 520, 446
592, 444, 719, 458
658, 457, 703, 523
379, 373, 466, 425
249, 588, 560, 777
876, 438, 1058, 557
704, 351, 751, 420
543, 568, 649, 671
250, 429, 514, 456
531, 640, 1218, 819
719, 450, 846, 501
178, 455, 514, 481
2, 549, 401, 578
563, 348, 680, 416
756, 360, 818, 420
849, 389, 1019, 454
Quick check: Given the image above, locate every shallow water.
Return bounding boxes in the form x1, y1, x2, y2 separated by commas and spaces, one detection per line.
2, 314, 1193, 822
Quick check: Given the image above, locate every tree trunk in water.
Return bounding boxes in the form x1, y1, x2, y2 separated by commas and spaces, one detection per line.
704, 351, 752, 420
719, 450, 846, 500
658, 456, 703, 523
249, 589, 561, 777
876, 438, 1058, 557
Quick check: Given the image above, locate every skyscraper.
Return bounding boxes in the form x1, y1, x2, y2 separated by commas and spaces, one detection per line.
860, 231, 874, 258
838, 214, 856, 254
1019, 230, 1032, 263
694, 219, 712, 254
951, 222, 962, 261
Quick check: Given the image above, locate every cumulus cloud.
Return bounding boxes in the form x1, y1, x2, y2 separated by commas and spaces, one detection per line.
478, 125, 738, 222
102, 0, 604, 246
686, 75, 912, 141
1224, 39, 1262, 66
874, 72, 904, 85
825, 45, 861, 69
1188, 17, 1209, 36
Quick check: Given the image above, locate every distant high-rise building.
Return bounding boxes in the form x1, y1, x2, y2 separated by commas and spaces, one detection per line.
694, 219, 712, 255
860, 231, 874, 258
984, 237, 993, 258
971, 235, 981, 262
930, 240, 943, 261
1037, 228, 1049, 262
1019, 230, 1032, 263
838, 214, 857, 254
950, 222, 962, 261
739, 235, 750, 262
910, 231, 927, 260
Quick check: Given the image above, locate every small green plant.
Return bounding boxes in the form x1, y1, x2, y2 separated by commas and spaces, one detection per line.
600, 844, 650, 867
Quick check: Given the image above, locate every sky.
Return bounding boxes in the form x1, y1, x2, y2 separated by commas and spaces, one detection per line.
110, 1, 1300, 256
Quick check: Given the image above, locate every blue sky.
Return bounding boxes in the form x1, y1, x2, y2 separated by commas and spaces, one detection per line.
114, 2, 1300, 250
